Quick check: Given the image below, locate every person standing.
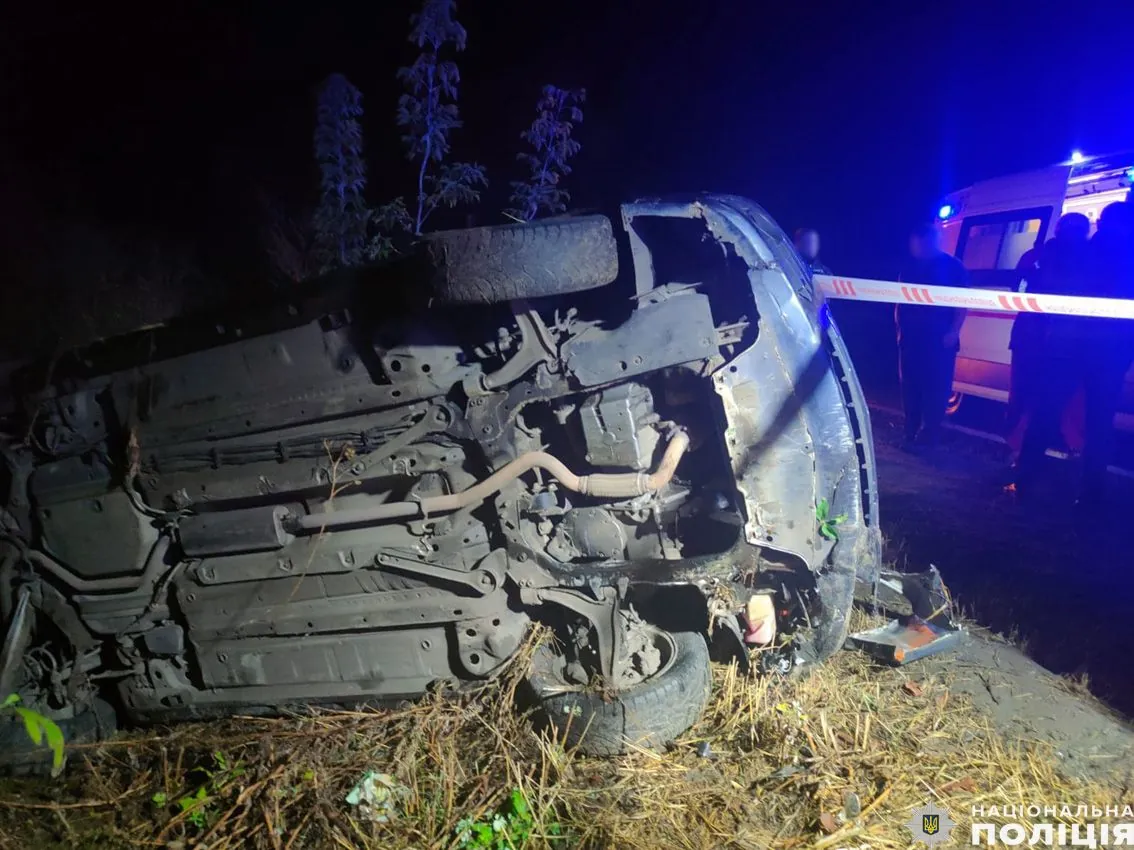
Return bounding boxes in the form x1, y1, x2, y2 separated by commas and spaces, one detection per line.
794, 228, 831, 274
1005, 213, 1092, 459
896, 223, 969, 450
1014, 202, 1134, 505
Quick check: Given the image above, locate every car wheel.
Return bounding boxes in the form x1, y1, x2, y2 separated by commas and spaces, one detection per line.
422, 215, 620, 304
526, 627, 711, 756
946, 391, 963, 416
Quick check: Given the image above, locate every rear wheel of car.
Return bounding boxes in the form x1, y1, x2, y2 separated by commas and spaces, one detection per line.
526, 627, 711, 756
422, 215, 620, 304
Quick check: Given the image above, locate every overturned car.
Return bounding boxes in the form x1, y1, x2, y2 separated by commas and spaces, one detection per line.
0, 196, 880, 761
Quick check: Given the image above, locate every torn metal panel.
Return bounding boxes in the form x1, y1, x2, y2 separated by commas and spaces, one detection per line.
847, 619, 962, 665
620, 197, 881, 588
848, 567, 959, 665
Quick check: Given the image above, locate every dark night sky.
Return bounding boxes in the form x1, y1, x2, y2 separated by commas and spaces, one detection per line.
1, 0, 1133, 351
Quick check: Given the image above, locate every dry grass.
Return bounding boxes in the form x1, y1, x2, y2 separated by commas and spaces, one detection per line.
0, 612, 1122, 850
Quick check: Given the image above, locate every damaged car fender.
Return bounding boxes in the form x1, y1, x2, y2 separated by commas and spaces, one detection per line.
622, 196, 882, 659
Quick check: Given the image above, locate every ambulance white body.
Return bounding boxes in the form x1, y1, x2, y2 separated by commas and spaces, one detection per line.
936, 153, 1134, 430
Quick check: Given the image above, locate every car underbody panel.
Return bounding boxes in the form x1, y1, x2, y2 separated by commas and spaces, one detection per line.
0, 194, 880, 745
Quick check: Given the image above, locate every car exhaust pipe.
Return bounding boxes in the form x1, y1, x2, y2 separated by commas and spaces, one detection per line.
291, 429, 690, 533
23, 535, 173, 595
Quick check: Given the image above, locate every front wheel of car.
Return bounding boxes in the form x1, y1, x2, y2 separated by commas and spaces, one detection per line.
526, 627, 711, 756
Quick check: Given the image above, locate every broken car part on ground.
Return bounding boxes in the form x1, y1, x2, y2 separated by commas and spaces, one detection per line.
0, 196, 881, 766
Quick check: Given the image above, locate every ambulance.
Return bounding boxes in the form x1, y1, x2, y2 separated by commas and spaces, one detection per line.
936, 151, 1134, 437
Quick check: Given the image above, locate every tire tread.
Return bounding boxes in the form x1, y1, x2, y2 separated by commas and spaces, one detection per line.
424, 215, 619, 304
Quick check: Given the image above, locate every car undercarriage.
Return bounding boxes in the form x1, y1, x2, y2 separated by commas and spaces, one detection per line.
0, 195, 880, 761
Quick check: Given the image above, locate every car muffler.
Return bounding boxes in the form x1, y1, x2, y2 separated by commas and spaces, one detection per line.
179, 505, 294, 557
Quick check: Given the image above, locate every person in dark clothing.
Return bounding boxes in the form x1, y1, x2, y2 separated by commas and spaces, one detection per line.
1014, 202, 1134, 505
794, 228, 831, 274
1005, 213, 1092, 457
896, 223, 969, 449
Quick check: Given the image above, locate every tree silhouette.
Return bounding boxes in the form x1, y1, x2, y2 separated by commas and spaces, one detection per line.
396, 0, 486, 234
508, 86, 585, 222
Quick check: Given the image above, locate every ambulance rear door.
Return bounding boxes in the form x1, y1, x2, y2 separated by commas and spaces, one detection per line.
946, 164, 1071, 402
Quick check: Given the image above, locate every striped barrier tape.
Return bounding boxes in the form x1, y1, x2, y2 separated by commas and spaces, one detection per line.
814, 274, 1134, 321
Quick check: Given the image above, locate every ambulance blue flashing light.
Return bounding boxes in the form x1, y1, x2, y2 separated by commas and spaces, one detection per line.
937, 203, 956, 221
1070, 150, 1086, 165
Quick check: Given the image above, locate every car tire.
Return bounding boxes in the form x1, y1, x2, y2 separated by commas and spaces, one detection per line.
422, 215, 620, 304
946, 391, 963, 416
526, 629, 711, 756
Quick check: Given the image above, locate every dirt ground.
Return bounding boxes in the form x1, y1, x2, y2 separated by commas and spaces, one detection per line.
868, 405, 1134, 778
903, 629, 1134, 785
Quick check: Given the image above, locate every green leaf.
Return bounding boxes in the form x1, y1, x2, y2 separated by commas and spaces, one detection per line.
178, 786, 209, 813
15, 707, 43, 745
509, 789, 529, 818
815, 498, 830, 521
833, 513, 848, 524
473, 823, 493, 843
10, 705, 65, 772
41, 715, 65, 772
152, 791, 168, 806
819, 524, 838, 542
1, 693, 20, 709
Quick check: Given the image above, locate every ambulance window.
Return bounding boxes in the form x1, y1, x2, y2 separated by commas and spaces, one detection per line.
957, 209, 1049, 272
1000, 218, 1043, 268
961, 223, 1004, 269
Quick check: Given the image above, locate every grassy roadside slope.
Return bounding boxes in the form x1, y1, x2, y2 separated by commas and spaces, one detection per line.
1, 612, 1129, 850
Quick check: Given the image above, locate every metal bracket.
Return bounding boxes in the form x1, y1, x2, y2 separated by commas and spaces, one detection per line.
519, 583, 626, 681
348, 403, 452, 479
474, 301, 559, 393
374, 549, 502, 596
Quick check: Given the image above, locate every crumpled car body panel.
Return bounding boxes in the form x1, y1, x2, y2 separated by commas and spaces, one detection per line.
622, 196, 881, 653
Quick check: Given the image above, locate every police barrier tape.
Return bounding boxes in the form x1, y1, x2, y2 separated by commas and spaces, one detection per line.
813, 274, 1134, 320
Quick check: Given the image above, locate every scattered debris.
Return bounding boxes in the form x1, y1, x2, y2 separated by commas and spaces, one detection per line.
849, 567, 962, 665
819, 811, 840, 833
939, 777, 977, 794
345, 770, 409, 823
743, 593, 777, 646
760, 764, 808, 782
849, 616, 963, 665
775, 701, 808, 723
903, 680, 925, 698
